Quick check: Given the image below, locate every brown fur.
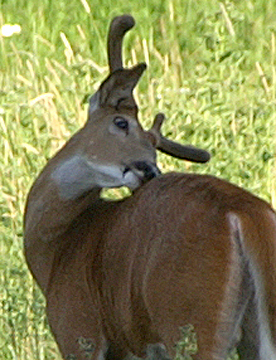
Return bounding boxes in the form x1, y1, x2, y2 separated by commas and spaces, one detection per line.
24, 172, 276, 360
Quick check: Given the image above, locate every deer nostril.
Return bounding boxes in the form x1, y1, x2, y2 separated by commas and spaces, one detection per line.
132, 161, 161, 181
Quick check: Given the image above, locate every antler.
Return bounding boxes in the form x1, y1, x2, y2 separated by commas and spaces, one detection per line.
93, 15, 210, 163
108, 14, 135, 73
148, 113, 210, 163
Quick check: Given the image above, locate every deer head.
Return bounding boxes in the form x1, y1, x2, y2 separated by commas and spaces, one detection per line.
53, 15, 210, 196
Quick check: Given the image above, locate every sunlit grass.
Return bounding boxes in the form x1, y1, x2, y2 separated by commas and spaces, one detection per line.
0, 0, 276, 359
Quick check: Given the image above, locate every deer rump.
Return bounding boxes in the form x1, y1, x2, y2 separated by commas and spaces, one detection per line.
44, 172, 276, 360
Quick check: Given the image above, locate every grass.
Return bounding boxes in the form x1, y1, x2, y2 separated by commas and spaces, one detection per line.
0, 0, 275, 359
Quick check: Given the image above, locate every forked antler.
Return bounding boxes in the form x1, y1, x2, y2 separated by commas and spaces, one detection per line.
107, 15, 210, 163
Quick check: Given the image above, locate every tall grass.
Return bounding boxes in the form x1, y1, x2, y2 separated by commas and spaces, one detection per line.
0, 0, 275, 359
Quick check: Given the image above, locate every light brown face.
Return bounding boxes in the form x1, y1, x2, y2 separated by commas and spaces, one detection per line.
80, 106, 160, 190
51, 104, 159, 200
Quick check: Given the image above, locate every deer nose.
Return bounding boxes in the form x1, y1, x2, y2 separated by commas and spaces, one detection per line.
131, 161, 161, 182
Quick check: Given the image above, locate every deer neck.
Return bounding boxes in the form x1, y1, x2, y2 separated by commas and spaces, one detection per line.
24, 146, 108, 293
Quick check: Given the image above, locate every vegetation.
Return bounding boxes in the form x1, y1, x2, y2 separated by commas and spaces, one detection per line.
0, 0, 275, 358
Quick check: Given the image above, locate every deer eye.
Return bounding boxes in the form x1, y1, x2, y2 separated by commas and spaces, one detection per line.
113, 117, 129, 132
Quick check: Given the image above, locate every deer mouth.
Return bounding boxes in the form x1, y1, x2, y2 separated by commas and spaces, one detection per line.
123, 161, 161, 190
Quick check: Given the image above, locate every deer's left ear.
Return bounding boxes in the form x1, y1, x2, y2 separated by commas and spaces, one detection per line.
89, 63, 146, 116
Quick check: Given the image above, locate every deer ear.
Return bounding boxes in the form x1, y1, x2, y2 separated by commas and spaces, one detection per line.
88, 63, 146, 116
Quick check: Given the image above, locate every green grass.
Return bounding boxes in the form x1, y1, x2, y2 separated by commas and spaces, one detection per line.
0, 0, 275, 359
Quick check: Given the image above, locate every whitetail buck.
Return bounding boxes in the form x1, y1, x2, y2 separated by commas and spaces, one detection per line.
24, 15, 276, 360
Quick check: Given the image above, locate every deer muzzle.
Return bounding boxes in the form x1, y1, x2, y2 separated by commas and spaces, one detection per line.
123, 161, 160, 190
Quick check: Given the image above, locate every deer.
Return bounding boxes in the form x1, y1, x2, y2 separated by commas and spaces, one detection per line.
23, 14, 276, 360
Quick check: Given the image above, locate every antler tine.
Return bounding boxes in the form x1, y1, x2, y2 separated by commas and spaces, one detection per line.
108, 15, 135, 73
148, 113, 211, 163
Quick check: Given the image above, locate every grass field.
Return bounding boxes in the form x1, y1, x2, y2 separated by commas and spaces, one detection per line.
0, 0, 276, 359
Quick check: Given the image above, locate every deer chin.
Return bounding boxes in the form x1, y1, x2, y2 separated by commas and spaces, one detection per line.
122, 169, 143, 190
